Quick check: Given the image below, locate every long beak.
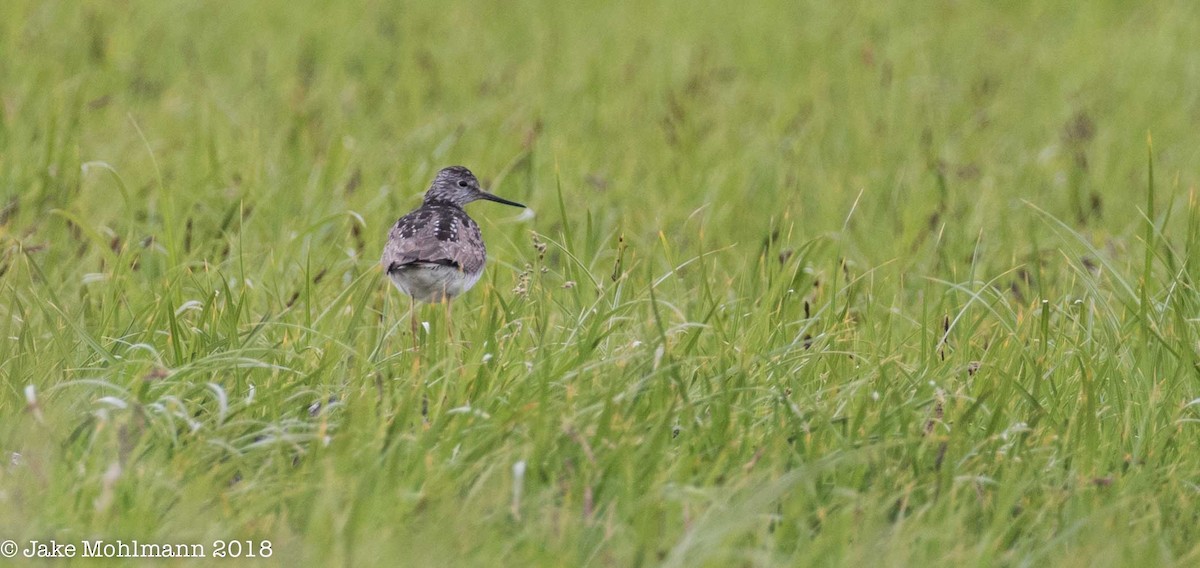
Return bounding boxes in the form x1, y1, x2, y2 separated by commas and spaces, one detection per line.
478, 192, 526, 208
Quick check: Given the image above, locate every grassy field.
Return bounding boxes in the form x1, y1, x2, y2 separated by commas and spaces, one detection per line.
2, 0, 1200, 565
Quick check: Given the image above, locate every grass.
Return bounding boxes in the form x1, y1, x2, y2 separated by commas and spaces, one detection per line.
2, 0, 1200, 565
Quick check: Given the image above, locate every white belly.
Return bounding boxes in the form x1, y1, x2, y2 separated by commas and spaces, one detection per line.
389, 264, 481, 303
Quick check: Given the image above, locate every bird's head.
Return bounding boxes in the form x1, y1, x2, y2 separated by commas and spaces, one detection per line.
424, 166, 525, 209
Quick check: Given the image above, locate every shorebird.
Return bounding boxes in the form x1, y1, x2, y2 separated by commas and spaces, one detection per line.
382, 166, 525, 342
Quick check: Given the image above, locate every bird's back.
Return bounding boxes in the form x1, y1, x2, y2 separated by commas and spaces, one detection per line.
381, 204, 487, 301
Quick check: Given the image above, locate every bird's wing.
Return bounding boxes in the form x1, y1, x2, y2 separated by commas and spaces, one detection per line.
382, 237, 456, 269
381, 210, 485, 274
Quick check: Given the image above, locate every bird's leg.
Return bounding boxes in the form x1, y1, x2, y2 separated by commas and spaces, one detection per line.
443, 297, 453, 342
409, 295, 420, 351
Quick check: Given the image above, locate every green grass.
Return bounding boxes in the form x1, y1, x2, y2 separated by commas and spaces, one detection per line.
3, 0, 1200, 565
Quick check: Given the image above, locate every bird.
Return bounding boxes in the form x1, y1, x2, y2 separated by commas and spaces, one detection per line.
381, 166, 525, 343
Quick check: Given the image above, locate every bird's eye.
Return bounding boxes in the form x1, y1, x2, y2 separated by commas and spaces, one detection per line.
457, 180, 468, 188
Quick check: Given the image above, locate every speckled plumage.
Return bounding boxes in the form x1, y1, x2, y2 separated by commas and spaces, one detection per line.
381, 166, 524, 304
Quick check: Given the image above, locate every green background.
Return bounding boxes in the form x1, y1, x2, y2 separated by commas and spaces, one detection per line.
2, 1, 1199, 565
